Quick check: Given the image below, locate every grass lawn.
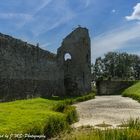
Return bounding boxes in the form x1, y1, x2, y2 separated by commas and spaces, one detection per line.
0, 92, 95, 138
0, 98, 65, 134
122, 81, 140, 102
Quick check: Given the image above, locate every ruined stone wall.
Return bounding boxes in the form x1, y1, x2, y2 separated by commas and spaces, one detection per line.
96, 80, 135, 95
57, 27, 91, 95
0, 34, 64, 101
0, 27, 91, 101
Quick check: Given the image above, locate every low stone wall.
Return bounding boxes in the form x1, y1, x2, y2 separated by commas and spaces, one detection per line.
96, 80, 135, 95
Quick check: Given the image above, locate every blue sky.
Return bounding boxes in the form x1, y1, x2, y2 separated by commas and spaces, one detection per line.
0, 0, 140, 62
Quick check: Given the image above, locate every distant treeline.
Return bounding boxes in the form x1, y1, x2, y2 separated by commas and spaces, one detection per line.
92, 52, 140, 81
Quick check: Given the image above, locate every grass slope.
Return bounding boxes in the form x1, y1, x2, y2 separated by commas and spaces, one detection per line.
122, 81, 140, 102
0, 92, 95, 138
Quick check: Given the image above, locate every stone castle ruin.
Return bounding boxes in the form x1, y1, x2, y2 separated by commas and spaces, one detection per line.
0, 27, 91, 101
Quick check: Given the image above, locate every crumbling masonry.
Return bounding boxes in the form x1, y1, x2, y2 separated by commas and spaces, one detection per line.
0, 27, 91, 101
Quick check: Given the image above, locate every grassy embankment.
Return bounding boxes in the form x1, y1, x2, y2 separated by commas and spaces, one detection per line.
0, 92, 95, 138
122, 81, 140, 102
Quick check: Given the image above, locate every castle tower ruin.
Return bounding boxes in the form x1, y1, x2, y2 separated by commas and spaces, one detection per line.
57, 27, 91, 95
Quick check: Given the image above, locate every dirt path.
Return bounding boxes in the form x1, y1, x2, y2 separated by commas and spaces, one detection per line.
73, 95, 140, 128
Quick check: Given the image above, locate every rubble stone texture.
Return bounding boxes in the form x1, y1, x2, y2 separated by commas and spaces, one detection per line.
0, 27, 91, 101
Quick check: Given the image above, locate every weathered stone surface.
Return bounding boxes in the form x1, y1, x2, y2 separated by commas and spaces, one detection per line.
0, 27, 91, 101
57, 27, 91, 95
96, 80, 135, 95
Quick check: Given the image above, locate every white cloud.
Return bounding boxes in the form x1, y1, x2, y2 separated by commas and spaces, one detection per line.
33, 12, 75, 36
0, 0, 52, 28
0, 13, 33, 28
41, 42, 52, 47
91, 24, 140, 62
0, 0, 52, 23
0, 0, 76, 36
0, 13, 32, 20
112, 9, 116, 13
85, 0, 91, 8
126, 3, 140, 21
0, 0, 75, 39
30, 0, 76, 36
35, 0, 52, 13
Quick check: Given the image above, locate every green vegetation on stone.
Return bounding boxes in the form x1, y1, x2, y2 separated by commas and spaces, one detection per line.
122, 81, 140, 102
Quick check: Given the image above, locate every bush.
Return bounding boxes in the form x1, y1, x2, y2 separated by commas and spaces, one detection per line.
75, 93, 95, 102
63, 106, 78, 124
44, 115, 68, 138
53, 102, 68, 112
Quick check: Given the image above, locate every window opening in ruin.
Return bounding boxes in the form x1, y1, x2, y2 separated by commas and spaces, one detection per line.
64, 53, 72, 61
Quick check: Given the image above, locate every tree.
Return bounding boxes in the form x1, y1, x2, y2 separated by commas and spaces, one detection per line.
93, 52, 140, 80
93, 57, 105, 80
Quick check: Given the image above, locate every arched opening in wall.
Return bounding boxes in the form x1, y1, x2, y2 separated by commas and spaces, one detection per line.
64, 53, 72, 61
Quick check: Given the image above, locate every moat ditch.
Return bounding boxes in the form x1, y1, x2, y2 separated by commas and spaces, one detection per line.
73, 95, 140, 128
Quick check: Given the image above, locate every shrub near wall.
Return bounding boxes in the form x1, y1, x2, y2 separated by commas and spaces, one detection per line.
44, 114, 69, 138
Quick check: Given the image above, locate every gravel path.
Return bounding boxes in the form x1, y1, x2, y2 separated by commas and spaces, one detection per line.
73, 95, 140, 128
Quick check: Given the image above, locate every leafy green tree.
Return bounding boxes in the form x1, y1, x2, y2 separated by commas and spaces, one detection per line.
93, 52, 140, 80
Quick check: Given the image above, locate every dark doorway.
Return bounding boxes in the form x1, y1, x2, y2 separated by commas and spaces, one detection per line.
64, 76, 77, 95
